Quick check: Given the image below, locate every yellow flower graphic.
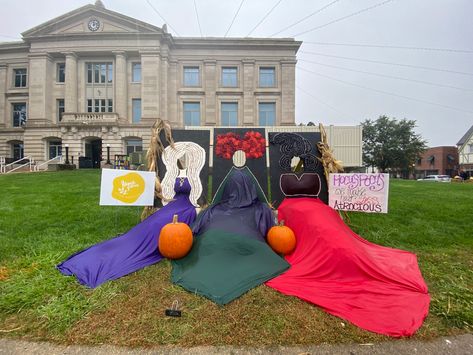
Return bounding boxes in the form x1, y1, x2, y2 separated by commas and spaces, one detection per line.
111, 172, 145, 204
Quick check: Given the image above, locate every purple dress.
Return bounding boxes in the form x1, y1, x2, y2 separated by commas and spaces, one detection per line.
57, 177, 196, 288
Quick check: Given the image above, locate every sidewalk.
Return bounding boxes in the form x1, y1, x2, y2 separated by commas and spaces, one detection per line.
1, 334, 472, 355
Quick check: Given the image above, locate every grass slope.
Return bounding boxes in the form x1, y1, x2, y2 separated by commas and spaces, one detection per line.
0, 171, 472, 346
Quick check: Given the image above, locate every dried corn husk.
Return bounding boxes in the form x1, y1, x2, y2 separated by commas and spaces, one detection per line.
316, 123, 348, 221
141, 119, 174, 221
316, 123, 344, 181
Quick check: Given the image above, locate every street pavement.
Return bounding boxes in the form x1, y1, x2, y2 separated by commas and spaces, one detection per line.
1, 334, 473, 355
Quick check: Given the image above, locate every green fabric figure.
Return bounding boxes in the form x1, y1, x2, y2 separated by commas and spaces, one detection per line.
172, 167, 289, 305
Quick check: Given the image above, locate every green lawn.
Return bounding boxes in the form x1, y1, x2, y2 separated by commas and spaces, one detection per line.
0, 170, 472, 346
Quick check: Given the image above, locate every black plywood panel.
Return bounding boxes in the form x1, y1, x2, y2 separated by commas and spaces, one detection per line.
268, 132, 328, 207
155, 129, 210, 207
211, 128, 268, 199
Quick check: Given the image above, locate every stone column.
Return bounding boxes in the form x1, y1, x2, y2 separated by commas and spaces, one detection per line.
140, 50, 160, 123
280, 60, 297, 125
64, 52, 78, 113
160, 50, 169, 121
204, 59, 216, 125
242, 59, 255, 125
28, 53, 53, 125
113, 51, 127, 120
168, 59, 179, 126
0, 63, 6, 128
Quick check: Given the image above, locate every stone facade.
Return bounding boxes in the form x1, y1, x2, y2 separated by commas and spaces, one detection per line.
0, 2, 300, 167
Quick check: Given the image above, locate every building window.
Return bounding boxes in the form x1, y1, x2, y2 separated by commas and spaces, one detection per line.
183, 66, 199, 87
259, 102, 276, 126
87, 99, 113, 112
221, 102, 238, 126
12, 143, 24, 160
469, 144, 473, 153
132, 99, 141, 123
49, 141, 62, 159
132, 63, 141, 82
183, 102, 201, 126
259, 67, 275, 87
125, 139, 143, 155
87, 63, 113, 84
12, 103, 27, 127
221, 67, 237, 87
57, 99, 65, 122
57, 63, 65, 83
14, 68, 27, 87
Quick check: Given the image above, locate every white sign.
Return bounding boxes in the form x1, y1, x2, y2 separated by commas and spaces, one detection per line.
100, 169, 156, 206
329, 173, 389, 213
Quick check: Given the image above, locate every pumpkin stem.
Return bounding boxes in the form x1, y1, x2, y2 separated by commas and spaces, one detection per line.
279, 220, 285, 227
172, 214, 178, 224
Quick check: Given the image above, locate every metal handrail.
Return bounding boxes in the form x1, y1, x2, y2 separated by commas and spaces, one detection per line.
4, 156, 35, 174
0, 156, 5, 174
35, 155, 63, 171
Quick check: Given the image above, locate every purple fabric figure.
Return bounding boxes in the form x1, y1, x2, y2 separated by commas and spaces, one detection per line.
57, 177, 197, 288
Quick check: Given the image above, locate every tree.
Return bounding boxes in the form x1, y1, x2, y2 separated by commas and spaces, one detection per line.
361, 116, 427, 174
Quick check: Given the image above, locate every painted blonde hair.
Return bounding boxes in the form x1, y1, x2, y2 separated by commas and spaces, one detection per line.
161, 142, 206, 207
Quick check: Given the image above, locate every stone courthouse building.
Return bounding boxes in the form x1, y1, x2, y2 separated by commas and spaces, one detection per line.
0, 1, 300, 167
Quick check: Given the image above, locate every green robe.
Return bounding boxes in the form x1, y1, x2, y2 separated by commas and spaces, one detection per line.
171, 167, 289, 305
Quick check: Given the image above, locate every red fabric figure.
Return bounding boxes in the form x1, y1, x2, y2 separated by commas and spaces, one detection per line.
266, 197, 430, 337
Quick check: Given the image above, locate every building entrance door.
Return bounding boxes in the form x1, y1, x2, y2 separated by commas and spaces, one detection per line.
85, 139, 102, 168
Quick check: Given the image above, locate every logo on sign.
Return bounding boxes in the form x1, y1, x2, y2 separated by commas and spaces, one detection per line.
111, 172, 145, 203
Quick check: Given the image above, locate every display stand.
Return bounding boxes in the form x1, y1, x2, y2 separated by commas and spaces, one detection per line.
114, 154, 129, 169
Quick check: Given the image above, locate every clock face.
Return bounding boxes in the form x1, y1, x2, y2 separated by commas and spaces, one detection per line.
88, 19, 100, 32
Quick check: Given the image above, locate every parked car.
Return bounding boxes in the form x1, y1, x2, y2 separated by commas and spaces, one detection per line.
417, 175, 451, 182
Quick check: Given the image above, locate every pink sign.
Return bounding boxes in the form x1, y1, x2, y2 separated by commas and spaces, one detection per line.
329, 173, 390, 213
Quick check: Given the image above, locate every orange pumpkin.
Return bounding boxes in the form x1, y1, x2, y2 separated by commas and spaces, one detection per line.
159, 214, 193, 259
267, 220, 296, 255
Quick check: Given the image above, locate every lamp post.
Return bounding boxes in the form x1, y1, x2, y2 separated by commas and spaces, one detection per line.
65, 144, 70, 164
106, 144, 111, 164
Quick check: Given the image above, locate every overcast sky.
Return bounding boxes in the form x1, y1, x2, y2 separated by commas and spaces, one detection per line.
1, 0, 471, 147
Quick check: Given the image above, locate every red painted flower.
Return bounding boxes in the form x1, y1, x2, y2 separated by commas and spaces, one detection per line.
215, 131, 266, 160
242, 131, 266, 159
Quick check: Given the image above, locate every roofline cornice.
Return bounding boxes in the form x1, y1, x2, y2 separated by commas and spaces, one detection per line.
171, 38, 302, 52
23, 32, 165, 43
0, 41, 29, 53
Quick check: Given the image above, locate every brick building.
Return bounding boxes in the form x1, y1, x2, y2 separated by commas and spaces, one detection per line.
415, 146, 459, 178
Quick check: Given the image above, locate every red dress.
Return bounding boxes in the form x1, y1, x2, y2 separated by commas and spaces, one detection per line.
266, 197, 430, 337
